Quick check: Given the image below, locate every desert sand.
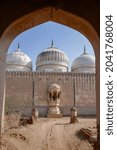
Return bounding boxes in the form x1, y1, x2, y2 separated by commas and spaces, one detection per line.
1, 117, 96, 150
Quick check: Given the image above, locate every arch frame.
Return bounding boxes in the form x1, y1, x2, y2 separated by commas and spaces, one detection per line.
0, 6, 100, 137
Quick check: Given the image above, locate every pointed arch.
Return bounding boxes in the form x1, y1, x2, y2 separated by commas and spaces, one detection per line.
0, 6, 99, 135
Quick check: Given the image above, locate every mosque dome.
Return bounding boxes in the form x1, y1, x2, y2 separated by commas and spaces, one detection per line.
6, 44, 32, 71
36, 41, 69, 72
71, 47, 95, 73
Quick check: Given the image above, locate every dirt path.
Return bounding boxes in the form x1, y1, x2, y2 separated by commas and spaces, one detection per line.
1, 117, 96, 150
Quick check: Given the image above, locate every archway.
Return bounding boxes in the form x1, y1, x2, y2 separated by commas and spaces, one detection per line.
0, 7, 99, 136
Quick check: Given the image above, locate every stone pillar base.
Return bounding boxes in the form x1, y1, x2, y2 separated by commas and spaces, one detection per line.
70, 116, 78, 123
70, 107, 78, 124
47, 106, 62, 118
47, 113, 62, 118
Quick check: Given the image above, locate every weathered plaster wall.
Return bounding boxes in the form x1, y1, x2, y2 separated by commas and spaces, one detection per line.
5, 72, 96, 116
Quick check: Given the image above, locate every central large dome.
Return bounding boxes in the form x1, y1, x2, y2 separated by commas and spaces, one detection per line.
36, 41, 69, 72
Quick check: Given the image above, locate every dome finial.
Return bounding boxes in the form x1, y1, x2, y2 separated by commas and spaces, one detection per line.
51, 39, 54, 47
83, 46, 87, 55
84, 46, 86, 53
17, 43, 21, 52
18, 43, 20, 49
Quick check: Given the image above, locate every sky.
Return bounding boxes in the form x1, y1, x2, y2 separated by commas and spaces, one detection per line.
8, 21, 94, 71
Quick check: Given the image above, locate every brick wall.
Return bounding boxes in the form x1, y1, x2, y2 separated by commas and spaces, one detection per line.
5, 72, 96, 116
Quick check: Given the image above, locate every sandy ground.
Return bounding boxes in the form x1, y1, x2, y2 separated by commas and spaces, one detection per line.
1, 117, 96, 150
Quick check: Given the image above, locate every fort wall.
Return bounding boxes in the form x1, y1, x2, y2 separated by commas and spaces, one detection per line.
5, 71, 96, 116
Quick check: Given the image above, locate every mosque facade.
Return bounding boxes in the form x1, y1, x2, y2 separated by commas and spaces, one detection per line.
5, 42, 96, 116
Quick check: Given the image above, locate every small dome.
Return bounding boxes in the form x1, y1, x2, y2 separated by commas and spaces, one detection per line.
48, 83, 61, 92
71, 47, 95, 73
6, 44, 32, 71
36, 41, 69, 72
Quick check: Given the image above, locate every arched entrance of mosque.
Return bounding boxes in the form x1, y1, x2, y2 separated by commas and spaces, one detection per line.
0, 7, 99, 137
